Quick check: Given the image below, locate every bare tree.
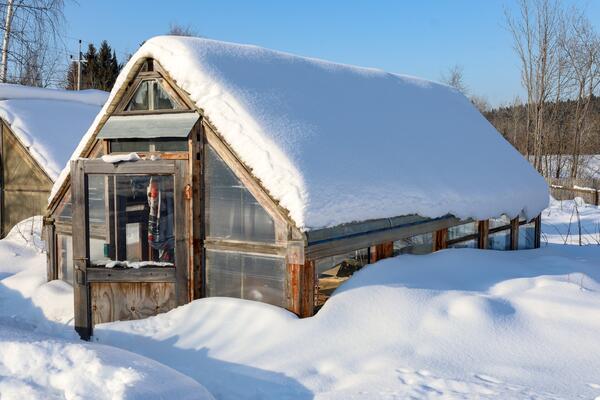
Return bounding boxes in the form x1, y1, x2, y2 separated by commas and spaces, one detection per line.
506, 0, 563, 173
167, 23, 198, 37
441, 64, 468, 94
561, 11, 600, 178
0, 0, 66, 87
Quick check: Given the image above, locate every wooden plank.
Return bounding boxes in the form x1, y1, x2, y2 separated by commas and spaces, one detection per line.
190, 121, 203, 299
306, 216, 460, 260
478, 220, 489, 249
71, 160, 92, 340
433, 228, 448, 251
86, 267, 176, 283
91, 282, 176, 325
369, 241, 394, 263
173, 160, 190, 306
534, 214, 542, 248
44, 221, 57, 281
510, 218, 520, 250
204, 238, 288, 256
83, 159, 176, 175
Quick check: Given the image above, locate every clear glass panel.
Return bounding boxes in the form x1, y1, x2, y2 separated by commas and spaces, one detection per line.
489, 215, 511, 229
448, 222, 477, 241
488, 230, 511, 250
518, 222, 536, 249
87, 174, 175, 267
315, 248, 369, 307
56, 192, 72, 222
110, 138, 188, 153
205, 144, 275, 243
57, 234, 73, 285
152, 81, 177, 110
206, 250, 286, 307
393, 233, 433, 256
448, 239, 477, 249
126, 81, 150, 111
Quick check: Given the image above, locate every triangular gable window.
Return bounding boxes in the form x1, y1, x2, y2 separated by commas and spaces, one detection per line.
126, 79, 181, 111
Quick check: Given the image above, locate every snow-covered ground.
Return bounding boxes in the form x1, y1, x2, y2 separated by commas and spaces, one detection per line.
0, 202, 599, 399
0, 218, 213, 400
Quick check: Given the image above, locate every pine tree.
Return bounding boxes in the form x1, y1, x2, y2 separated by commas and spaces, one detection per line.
65, 40, 121, 91
82, 43, 97, 89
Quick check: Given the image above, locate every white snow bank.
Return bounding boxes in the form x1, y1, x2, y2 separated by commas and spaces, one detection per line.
0, 218, 214, 400
0, 84, 107, 180
49, 36, 548, 228
0, 325, 213, 400
542, 197, 600, 245
95, 244, 600, 399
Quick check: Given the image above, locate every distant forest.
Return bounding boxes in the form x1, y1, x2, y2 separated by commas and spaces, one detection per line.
485, 95, 600, 156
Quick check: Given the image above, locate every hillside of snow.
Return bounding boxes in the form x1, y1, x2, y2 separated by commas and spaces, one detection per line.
0, 200, 599, 399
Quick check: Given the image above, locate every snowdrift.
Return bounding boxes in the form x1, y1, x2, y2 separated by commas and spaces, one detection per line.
95, 245, 600, 399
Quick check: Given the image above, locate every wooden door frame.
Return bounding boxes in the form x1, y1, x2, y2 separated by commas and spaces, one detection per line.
71, 158, 189, 339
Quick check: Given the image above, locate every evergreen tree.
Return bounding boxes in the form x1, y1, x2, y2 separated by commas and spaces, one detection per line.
65, 40, 121, 91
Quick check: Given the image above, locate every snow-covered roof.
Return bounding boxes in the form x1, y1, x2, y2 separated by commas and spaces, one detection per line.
49, 36, 548, 229
0, 84, 107, 181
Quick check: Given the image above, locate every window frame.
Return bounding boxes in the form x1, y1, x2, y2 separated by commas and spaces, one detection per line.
113, 61, 194, 116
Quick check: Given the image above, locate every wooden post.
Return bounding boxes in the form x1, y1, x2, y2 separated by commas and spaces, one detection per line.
433, 228, 448, 251
71, 160, 92, 340
190, 121, 203, 299
287, 260, 315, 318
369, 241, 394, 263
173, 161, 190, 306
478, 220, 489, 249
534, 214, 542, 248
43, 219, 56, 281
510, 218, 520, 250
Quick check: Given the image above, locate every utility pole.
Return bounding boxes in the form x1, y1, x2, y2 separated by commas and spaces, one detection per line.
70, 40, 84, 90
77, 39, 82, 90
1, 0, 15, 83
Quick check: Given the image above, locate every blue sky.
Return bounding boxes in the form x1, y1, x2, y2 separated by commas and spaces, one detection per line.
63, 1, 600, 106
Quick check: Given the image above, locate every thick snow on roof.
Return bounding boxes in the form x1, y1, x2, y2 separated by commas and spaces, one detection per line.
0, 84, 107, 181
50, 36, 548, 229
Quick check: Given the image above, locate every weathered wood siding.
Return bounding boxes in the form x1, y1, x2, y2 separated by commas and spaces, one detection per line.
1, 122, 52, 236
91, 282, 175, 325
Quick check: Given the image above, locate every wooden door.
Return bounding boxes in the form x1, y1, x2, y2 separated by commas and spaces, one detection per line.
71, 158, 189, 339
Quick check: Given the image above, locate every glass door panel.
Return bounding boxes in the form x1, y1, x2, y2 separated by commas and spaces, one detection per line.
86, 174, 175, 268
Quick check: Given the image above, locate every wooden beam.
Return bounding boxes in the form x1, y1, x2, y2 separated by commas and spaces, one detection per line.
306, 216, 461, 260
287, 260, 315, 318
433, 228, 448, 251
82, 159, 176, 175
510, 218, 520, 250
534, 214, 542, 248
71, 160, 92, 340
43, 220, 57, 281
174, 160, 190, 306
369, 241, 394, 263
478, 220, 489, 249
86, 267, 176, 283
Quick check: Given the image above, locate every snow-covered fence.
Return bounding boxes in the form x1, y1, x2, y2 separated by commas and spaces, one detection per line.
548, 178, 600, 206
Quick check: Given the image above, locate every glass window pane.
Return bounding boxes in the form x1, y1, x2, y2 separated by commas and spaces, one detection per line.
110, 138, 188, 153
56, 192, 72, 222
489, 215, 511, 229
393, 233, 433, 256
152, 81, 177, 110
206, 250, 286, 307
448, 239, 477, 249
126, 81, 149, 111
205, 144, 275, 243
57, 234, 73, 285
518, 222, 536, 249
488, 230, 511, 250
448, 222, 477, 241
315, 248, 369, 307
87, 174, 175, 267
